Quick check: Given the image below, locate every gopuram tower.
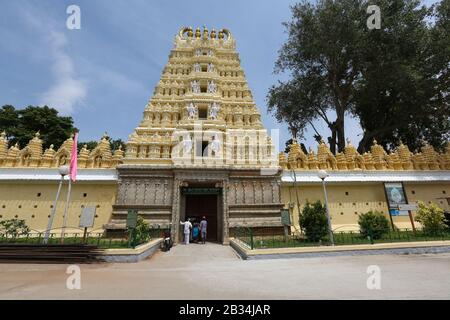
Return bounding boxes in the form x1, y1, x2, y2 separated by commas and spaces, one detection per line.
105, 27, 283, 243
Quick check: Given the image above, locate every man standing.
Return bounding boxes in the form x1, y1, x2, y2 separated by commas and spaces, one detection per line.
180, 219, 192, 245
200, 216, 207, 244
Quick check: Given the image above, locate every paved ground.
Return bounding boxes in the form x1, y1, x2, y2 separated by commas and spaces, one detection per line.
1, 242, 450, 299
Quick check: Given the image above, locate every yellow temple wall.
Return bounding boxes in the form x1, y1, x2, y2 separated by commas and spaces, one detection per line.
0, 182, 117, 233
0, 178, 449, 233
281, 182, 450, 232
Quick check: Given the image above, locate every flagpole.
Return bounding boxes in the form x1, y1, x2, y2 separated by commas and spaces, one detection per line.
43, 167, 68, 244
60, 132, 78, 244
60, 177, 72, 243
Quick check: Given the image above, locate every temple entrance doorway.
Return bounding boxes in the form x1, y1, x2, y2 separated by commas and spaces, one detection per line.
180, 186, 222, 243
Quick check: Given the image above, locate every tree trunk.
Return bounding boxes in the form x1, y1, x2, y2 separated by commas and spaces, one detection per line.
358, 132, 374, 154
336, 116, 345, 153
328, 122, 337, 154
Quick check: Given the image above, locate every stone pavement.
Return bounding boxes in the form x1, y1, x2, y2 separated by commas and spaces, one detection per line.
1, 242, 450, 299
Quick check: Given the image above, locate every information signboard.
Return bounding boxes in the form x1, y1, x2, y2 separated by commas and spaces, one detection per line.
281, 209, 291, 226
126, 210, 138, 228
79, 206, 96, 228
384, 182, 409, 216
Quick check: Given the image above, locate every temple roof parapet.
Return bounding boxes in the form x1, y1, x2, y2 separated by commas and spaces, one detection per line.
284, 139, 450, 171
0, 133, 124, 169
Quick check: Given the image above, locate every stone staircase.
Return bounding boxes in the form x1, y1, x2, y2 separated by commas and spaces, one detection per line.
0, 244, 104, 263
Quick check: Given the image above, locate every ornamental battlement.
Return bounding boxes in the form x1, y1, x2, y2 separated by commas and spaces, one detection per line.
280, 139, 450, 171
0, 131, 123, 169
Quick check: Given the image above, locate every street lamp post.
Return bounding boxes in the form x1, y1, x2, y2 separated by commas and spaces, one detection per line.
318, 169, 334, 246
43, 165, 70, 244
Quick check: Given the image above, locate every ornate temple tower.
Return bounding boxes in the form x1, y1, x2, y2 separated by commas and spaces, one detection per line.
106, 27, 283, 243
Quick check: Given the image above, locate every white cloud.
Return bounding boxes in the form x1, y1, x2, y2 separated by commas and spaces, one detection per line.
39, 30, 87, 114
11, 2, 87, 115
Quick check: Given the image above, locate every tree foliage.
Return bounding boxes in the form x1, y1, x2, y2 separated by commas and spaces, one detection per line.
0, 218, 30, 238
268, 0, 449, 154
414, 201, 447, 235
299, 200, 329, 241
0, 105, 76, 149
358, 210, 391, 239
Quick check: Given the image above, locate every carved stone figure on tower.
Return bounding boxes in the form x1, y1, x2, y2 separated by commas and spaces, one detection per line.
187, 102, 196, 119
194, 63, 201, 72
207, 63, 214, 72
191, 80, 200, 93
209, 102, 220, 119
207, 80, 217, 93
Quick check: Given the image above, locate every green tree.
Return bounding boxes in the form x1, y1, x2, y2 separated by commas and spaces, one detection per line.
0, 218, 30, 238
268, 0, 366, 154
268, 0, 449, 154
299, 200, 329, 242
358, 210, 390, 239
0, 105, 76, 149
128, 216, 150, 247
354, 0, 449, 153
414, 201, 447, 236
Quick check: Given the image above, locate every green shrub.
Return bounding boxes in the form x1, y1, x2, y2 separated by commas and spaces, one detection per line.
128, 216, 150, 246
0, 218, 30, 238
358, 211, 390, 239
414, 201, 446, 236
299, 200, 328, 242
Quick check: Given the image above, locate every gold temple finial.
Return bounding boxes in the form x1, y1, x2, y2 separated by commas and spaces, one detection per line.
202, 25, 209, 39
218, 29, 224, 39
195, 27, 201, 38
210, 28, 216, 39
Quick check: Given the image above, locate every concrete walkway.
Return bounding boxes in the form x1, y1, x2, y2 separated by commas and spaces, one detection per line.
1, 242, 450, 299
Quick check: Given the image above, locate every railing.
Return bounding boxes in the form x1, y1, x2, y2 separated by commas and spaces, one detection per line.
0, 225, 168, 249
232, 227, 450, 250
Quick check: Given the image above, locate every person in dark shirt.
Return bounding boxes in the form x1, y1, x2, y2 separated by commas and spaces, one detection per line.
162, 230, 172, 251
200, 216, 207, 244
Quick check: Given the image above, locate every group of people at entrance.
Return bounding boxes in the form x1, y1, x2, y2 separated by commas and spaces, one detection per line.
180, 216, 207, 245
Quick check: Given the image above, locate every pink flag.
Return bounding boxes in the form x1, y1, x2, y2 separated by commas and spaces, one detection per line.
70, 132, 78, 182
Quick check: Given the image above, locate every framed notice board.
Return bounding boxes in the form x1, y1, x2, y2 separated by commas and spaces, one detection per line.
126, 210, 138, 228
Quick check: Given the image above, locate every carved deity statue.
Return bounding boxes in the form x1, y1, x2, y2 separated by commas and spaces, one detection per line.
207, 80, 217, 93
209, 102, 220, 119
191, 80, 200, 93
194, 63, 201, 72
207, 49, 213, 57
187, 102, 196, 119
207, 63, 214, 72
195, 48, 202, 56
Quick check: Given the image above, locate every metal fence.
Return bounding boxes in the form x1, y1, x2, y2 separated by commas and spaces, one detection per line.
232, 227, 450, 250
0, 225, 168, 249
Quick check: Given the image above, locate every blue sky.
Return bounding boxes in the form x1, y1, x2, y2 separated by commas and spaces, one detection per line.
0, 0, 439, 150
